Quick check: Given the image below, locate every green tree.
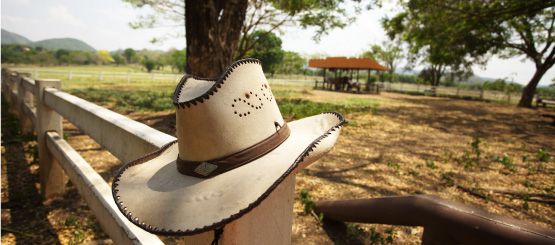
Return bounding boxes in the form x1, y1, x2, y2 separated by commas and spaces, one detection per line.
1, 45, 28, 64
113, 53, 126, 66
362, 42, 403, 82
169, 49, 186, 73
276, 51, 306, 74
385, 0, 555, 107
142, 56, 156, 72
123, 48, 137, 64
124, 0, 369, 77
384, 8, 477, 87
55, 49, 71, 64
246, 30, 284, 75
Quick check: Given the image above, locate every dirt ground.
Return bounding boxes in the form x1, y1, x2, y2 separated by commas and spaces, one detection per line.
2, 91, 554, 244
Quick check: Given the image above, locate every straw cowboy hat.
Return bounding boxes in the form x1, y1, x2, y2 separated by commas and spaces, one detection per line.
112, 58, 345, 236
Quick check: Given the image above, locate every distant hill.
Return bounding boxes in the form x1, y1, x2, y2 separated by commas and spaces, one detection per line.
1, 29, 96, 51
31, 38, 95, 51
2, 29, 32, 45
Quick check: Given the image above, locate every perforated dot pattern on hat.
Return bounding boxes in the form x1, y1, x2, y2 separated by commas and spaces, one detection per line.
231, 82, 273, 118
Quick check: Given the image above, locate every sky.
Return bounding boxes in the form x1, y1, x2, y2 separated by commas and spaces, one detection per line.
1, 0, 553, 86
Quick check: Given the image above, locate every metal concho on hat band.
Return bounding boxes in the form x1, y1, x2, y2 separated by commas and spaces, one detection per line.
176, 123, 291, 178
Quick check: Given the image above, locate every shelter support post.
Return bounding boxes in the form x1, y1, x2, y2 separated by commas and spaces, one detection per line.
322, 68, 327, 89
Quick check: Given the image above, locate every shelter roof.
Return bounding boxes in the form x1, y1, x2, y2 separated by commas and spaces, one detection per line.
308, 57, 388, 71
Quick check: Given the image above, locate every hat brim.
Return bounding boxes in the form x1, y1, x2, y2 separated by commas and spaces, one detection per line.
112, 112, 344, 235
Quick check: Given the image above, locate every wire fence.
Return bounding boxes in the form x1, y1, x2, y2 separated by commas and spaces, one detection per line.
381, 82, 523, 104
12, 68, 525, 104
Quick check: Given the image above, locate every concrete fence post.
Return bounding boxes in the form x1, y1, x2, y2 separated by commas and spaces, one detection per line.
35, 79, 67, 198
2, 69, 10, 104
17, 73, 34, 134
8, 72, 20, 115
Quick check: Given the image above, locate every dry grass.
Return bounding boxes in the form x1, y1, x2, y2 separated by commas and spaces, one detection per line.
2, 86, 554, 244
291, 91, 555, 244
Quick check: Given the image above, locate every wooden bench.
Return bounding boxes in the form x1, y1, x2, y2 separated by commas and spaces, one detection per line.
536, 98, 555, 107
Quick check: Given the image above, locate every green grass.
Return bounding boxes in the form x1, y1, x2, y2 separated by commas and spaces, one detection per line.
278, 98, 376, 120
69, 86, 378, 118
10, 65, 378, 117
68, 88, 174, 112
8, 64, 176, 73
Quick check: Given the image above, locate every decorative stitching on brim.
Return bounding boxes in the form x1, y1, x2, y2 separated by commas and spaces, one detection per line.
172, 58, 261, 108
111, 112, 345, 236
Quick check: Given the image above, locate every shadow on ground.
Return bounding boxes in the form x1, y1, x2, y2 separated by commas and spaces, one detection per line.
1, 98, 108, 244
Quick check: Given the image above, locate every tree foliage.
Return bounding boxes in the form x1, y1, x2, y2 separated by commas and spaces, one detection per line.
2, 45, 102, 65
123, 48, 137, 64
97, 50, 115, 64
168, 49, 186, 73
123, 0, 369, 76
385, 0, 555, 106
142, 56, 157, 72
362, 42, 403, 82
482, 79, 523, 92
275, 51, 306, 74
246, 30, 284, 74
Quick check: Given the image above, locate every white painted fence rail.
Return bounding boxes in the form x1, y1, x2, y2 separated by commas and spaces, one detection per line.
43, 88, 175, 163
1, 68, 165, 245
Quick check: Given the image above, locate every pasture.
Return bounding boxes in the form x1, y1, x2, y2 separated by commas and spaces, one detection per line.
2, 70, 554, 244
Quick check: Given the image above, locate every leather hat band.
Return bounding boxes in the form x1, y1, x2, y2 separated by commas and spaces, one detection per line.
176, 123, 291, 178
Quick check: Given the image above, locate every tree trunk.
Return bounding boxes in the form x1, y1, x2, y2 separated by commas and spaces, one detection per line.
185, 0, 248, 78
517, 65, 549, 108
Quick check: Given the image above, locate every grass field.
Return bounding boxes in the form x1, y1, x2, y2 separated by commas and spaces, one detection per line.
2, 67, 555, 244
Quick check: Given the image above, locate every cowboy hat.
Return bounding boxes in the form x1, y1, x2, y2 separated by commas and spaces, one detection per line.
112, 58, 344, 235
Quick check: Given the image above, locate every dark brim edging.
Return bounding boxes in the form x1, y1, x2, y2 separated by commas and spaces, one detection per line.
112, 112, 345, 236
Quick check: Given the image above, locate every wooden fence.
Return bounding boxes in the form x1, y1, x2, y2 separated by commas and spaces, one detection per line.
1, 68, 171, 244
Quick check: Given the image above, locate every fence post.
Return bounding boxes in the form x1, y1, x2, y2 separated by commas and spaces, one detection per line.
17, 73, 34, 134
35, 79, 66, 198
479, 88, 484, 100
68, 71, 73, 80
8, 72, 20, 116
181, 175, 296, 244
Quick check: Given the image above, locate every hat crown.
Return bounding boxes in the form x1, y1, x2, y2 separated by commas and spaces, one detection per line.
174, 59, 285, 161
